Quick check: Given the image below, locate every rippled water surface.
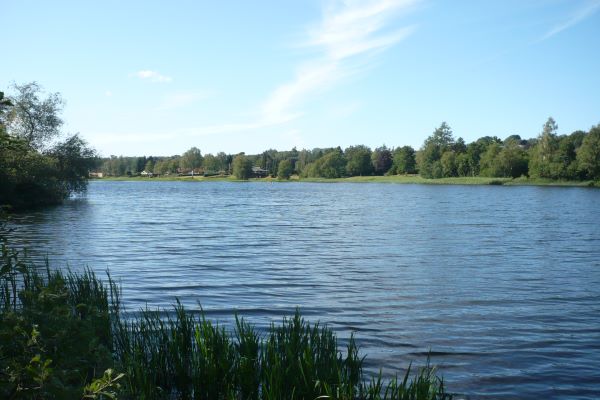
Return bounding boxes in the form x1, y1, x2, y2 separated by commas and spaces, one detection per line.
6, 181, 600, 399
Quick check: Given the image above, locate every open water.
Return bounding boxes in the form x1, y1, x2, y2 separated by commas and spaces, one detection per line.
6, 180, 600, 399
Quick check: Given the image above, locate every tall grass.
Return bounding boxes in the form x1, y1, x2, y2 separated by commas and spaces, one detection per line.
0, 241, 115, 398
1, 239, 451, 399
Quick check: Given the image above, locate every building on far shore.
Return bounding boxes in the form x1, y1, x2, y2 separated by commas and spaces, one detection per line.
89, 171, 104, 178
251, 166, 270, 178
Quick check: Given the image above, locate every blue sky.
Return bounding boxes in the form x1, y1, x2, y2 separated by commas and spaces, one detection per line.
3, 0, 600, 156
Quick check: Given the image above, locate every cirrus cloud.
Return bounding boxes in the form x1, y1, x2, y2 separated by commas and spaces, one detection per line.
132, 70, 173, 83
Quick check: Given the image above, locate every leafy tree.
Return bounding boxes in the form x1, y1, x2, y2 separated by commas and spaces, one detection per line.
277, 159, 293, 180
144, 160, 154, 173
153, 159, 169, 175
504, 135, 522, 145
4, 82, 64, 149
390, 146, 416, 174
304, 149, 346, 178
180, 147, 203, 171
202, 153, 220, 172
479, 141, 528, 178
417, 122, 455, 178
529, 117, 559, 178
344, 145, 372, 176
553, 131, 585, 179
1, 84, 96, 210
416, 146, 442, 178
232, 154, 252, 180
216, 152, 232, 173
577, 125, 600, 180
440, 151, 457, 177
464, 136, 502, 177
453, 137, 467, 153
497, 140, 528, 178
425, 122, 454, 148
260, 149, 280, 176
456, 153, 471, 177
371, 145, 393, 175
0, 91, 12, 117
479, 143, 502, 177
50, 134, 97, 192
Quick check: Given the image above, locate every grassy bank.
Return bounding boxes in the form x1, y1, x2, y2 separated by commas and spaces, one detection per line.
98, 175, 239, 182
0, 240, 451, 399
98, 174, 598, 187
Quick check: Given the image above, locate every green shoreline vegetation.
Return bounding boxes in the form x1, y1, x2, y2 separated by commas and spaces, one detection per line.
99, 174, 597, 187
2, 83, 600, 212
93, 119, 600, 189
0, 233, 451, 399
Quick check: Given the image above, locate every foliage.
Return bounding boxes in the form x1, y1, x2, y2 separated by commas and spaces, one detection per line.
417, 123, 455, 179
372, 146, 393, 175
529, 117, 559, 178
577, 125, 600, 180
479, 143, 502, 177
0, 83, 96, 210
3, 82, 64, 150
201, 153, 220, 174
0, 91, 13, 116
113, 304, 451, 400
232, 154, 253, 180
83, 369, 125, 399
277, 159, 293, 180
304, 148, 347, 179
86, 115, 598, 184
0, 129, 96, 210
390, 146, 416, 175
0, 241, 114, 398
424, 122, 454, 148
180, 147, 203, 172
345, 145, 373, 176
440, 151, 457, 177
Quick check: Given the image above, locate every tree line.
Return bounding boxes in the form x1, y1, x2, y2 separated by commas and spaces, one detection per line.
0, 83, 96, 210
99, 117, 600, 181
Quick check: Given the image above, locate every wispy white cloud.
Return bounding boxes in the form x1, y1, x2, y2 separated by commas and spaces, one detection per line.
541, 0, 600, 41
104, 90, 113, 97
132, 70, 173, 83
105, 1, 417, 147
157, 91, 211, 111
261, 0, 417, 125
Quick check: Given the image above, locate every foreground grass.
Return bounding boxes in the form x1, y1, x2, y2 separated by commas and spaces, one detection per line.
0, 240, 451, 399
99, 174, 597, 187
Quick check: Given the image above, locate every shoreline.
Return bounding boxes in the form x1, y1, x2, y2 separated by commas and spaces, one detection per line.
94, 175, 598, 187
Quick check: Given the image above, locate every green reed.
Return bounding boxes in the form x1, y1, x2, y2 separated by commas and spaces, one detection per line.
112, 305, 451, 399
0, 241, 115, 398
1, 239, 451, 399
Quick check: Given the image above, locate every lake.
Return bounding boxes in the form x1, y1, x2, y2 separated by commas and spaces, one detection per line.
5, 180, 600, 399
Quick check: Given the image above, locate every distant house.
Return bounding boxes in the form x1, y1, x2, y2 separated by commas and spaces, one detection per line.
89, 171, 104, 178
140, 170, 153, 177
177, 168, 202, 176
251, 166, 270, 178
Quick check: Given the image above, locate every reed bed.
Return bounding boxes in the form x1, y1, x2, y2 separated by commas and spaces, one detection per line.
1, 239, 451, 399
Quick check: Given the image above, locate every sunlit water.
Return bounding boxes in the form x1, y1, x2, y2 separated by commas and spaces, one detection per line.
5, 181, 600, 399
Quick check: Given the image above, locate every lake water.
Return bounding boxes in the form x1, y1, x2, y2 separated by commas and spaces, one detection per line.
5, 181, 600, 399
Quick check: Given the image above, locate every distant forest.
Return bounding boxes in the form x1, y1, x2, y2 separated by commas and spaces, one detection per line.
99, 118, 600, 181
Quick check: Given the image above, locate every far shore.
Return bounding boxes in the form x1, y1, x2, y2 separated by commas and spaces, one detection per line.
95, 174, 598, 187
